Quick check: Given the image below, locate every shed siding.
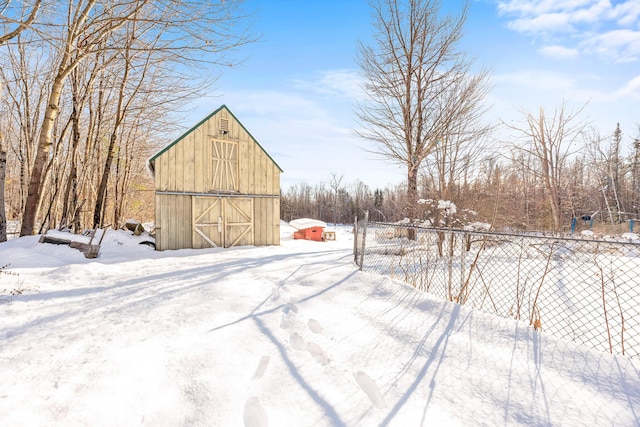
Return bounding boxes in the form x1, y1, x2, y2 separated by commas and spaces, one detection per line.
155, 193, 192, 250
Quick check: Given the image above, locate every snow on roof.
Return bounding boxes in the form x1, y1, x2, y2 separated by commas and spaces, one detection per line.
289, 218, 327, 230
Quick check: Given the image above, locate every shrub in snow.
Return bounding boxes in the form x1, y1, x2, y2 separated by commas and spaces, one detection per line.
0, 264, 23, 303
437, 200, 457, 215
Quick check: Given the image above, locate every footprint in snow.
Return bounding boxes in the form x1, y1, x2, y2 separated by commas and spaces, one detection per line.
251, 355, 270, 381
243, 397, 268, 427
282, 302, 298, 315
279, 314, 290, 330
354, 371, 386, 409
307, 319, 323, 334
307, 342, 330, 366
289, 332, 307, 351
270, 288, 280, 301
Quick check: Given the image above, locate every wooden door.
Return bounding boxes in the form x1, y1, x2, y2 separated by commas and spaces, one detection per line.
192, 196, 224, 248
211, 139, 238, 191
224, 197, 254, 248
192, 196, 254, 248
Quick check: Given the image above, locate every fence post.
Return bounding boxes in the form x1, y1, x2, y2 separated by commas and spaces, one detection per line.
358, 211, 369, 271
460, 231, 466, 301
353, 216, 358, 265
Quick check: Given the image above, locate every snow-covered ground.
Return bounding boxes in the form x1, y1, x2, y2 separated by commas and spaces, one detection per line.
0, 223, 638, 426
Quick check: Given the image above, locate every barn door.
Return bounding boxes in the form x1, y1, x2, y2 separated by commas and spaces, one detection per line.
192, 196, 254, 248
224, 197, 254, 248
192, 196, 224, 248
211, 139, 238, 191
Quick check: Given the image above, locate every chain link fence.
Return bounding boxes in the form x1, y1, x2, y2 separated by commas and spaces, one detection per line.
354, 216, 640, 359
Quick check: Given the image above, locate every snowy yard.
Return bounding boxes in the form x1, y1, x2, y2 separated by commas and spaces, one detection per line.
0, 223, 639, 426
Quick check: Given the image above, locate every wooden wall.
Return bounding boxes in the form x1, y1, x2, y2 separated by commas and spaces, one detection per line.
254, 196, 280, 246
154, 193, 192, 251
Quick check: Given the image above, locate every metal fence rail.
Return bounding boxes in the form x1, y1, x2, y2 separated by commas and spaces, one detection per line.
354, 218, 640, 359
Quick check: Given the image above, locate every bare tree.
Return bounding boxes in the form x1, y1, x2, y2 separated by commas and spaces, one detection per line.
506, 102, 588, 231
18, 0, 254, 236
585, 126, 627, 224
327, 173, 344, 225
355, 0, 488, 237
631, 133, 640, 218
351, 179, 372, 221
609, 123, 623, 222
0, 0, 41, 44
426, 70, 492, 202
19, 0, 149, 236
0, 0, 41, 242
0, 139, 5, 242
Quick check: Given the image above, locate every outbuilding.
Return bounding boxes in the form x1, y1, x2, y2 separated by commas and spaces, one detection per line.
148, 105, 282, 250
290, 218, 333, 242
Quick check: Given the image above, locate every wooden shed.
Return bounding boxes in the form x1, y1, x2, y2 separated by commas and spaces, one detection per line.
148, 105, 282, 250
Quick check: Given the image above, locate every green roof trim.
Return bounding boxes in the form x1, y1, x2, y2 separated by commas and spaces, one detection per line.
148, 104, 283, 172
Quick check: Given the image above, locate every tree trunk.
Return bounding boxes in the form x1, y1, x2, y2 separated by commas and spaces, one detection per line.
60, 71, 82, 231
93, 34, 132, 228
0, 145, 7, 242
93, 130, 118, 228
547, 186, 562, 232
537, 108, 563, 232
20, 76, 65, 236
407, 165, 418, 240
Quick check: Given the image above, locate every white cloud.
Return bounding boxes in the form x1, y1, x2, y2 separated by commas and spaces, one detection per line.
495, 0, 640, 61
539, 44, 579, 59
506, 12, 574, 34
496, 0, 611, 17
610, 1, 640, 26
222, 90, 328, 118
580, 29, 640, 62
490, 68, 640, 139
494, 69, 577, 91
614, 75, 640, 100
292, 69, 365, 100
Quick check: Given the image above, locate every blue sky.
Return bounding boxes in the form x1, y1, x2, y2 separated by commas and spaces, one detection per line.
189, 0, 640, 191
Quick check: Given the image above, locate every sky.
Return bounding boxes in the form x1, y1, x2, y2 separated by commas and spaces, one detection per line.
1, 225, 638, 425
185, 0, 640, 191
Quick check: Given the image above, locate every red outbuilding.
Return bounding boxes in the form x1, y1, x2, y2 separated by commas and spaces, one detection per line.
290, 218, 328, 242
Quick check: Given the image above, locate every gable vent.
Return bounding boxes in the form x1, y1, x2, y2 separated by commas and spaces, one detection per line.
220, 118, 229, 134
